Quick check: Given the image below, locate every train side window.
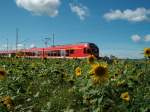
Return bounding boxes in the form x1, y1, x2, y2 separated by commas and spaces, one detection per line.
49, 50, 60, 56
37, 51, 41, 56
48, 51, 51, 56
84, 48, 91, 54
32, 52, 35, 56
51, 51, 54, 56
66, 50, 69, 56
57, 50, 61, 56
70, 50, 74, 54
87, 49, 91, 54
84, 48, 87, 54
54, 51, 57, 56
33, 51, 38, 56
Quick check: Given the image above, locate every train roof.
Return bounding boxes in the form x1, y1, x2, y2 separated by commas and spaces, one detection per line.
0, 42, 97, 53
26, 42, 90, 52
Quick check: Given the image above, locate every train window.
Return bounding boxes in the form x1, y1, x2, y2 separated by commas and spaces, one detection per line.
51, 51, 54, 56
33, 51, 38, 56
70, 49, 74, 54
84, 48, 86, 54
88, 43, 99, 57
47, 50, 61, 56
26, 52, 31, 56
32, 52, 35, 56
51, 52, 54, 56
53, 53, 56, 56
47, 51, 51, 56
61, 50, 66, 57
66, 49, 74, 56
84, 48, 91, 54
57, 50, 61, 56
38, 51, 42, 56
66, 50, 69, 56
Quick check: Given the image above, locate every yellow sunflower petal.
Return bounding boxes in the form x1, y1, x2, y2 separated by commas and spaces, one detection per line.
144, 48, 150, 57
90, 63, 108, 85
120, 92, 130, 102
87, 55, 96, 64
0, 69, 7, 80
75, 67, 82, 77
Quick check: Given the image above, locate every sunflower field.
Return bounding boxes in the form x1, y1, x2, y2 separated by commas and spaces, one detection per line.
0, 57, 150, 112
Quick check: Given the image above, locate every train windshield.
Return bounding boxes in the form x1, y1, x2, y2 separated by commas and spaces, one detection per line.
88, 43, 99, 57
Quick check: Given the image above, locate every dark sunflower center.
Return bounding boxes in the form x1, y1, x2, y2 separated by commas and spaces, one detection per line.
124, 95, 128, 98
95, 67, 106, 76
77, 70, 80, 73
146, 50, 150, 54
0, 71, 5, 76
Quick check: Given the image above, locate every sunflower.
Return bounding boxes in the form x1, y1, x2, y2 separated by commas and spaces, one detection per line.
87, 55, 95, 64
0, 69, 7, 80
144, 48, 150, 58
75, 67, 82, 76
120, 92, 130, 102
1, 96, 14, 110
90, 63, 108, 84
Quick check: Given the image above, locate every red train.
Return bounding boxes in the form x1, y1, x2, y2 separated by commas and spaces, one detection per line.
0, 42, 99, 58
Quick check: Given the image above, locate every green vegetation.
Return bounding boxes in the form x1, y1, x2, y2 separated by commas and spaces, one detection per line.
0, 57, 150, 112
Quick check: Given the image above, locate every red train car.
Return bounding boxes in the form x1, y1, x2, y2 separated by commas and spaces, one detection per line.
0, 42, 99, 58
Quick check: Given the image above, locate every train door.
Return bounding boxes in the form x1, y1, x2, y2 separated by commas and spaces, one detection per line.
60, 50, 66, 58
8, 54, 11, 57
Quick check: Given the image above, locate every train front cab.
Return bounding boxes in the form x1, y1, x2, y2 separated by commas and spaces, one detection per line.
83, 43, 99, 58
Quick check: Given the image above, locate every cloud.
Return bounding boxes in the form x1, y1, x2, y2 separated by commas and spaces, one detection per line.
15, 0, 61, 17
30, 44, 36, 48
131, 34, 150, 42
131, 34, 141, 42
17, 44, 24, 47
104, 8, 150, 22
69, 3, 89, 20
144, 34, 150, 42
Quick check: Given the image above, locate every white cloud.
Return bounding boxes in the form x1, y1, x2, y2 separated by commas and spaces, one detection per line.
16, 0, 61, 17
17, 44, 23, 47
144, 34, 150, 42
104, 8, 150, 22
30, 44, 36, 48
131, 34, 141, 42
69, 3, 89, 20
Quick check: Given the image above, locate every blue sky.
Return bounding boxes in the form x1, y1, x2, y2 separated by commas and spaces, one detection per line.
0, 0, 150, 58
